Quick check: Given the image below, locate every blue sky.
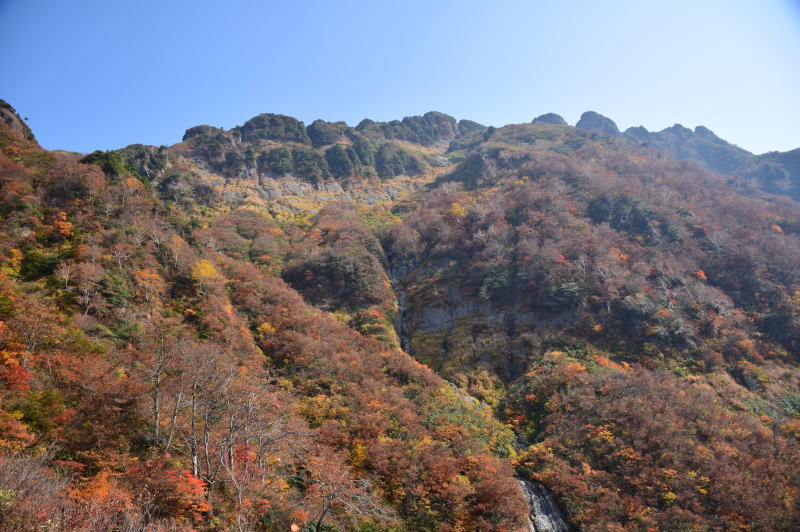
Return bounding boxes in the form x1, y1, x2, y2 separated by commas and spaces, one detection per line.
1, 0, 799, 154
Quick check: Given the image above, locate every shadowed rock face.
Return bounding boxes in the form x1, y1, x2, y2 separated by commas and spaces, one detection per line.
357, 111, 461, 146
575, 111, 620, 137
532, 113, 567, 126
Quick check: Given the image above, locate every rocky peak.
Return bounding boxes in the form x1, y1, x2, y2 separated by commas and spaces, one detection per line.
664, 123, 693, 136
694, 125, 719, 138
306, 119, 350, 148
234, 113, 311, 145
356, 111, 460, 146
456, 119, 487, 136
623, 125, 650, 142
575, 111, 620, 137
532, 113, 567, 125
182, 124, 225, 141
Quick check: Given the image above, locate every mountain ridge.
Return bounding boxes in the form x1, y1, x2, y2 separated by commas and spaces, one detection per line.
573, 110, 800, 200
108, 106, 800, 205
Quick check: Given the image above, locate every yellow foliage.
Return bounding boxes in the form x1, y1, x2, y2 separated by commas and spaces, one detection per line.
350, 440, 368, 470
614, 447, 641, 460
449, 202, 467, 218
5, 249, 23, 270
591, 424, 614, 443
191, 259, 221, 281
256, 321, 276, 336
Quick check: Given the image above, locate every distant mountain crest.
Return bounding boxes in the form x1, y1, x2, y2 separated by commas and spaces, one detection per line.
568, 109, 800, 200
576, 111, 621, 137
532, 113, 567, 125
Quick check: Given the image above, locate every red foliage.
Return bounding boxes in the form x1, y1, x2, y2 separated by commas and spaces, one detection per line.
126, 459, 211, 523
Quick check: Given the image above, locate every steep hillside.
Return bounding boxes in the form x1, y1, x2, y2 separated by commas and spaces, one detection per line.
384, 121, 800, 529
0, 110, 527, 531
2, 103, 800, 531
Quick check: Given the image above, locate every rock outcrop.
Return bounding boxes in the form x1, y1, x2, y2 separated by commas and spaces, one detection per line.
0, 99, 35, 141
575, 111, 620, 137
532, 113, 567, 125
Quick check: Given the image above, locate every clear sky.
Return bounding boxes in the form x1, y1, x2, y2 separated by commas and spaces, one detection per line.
1, 0, 799, 154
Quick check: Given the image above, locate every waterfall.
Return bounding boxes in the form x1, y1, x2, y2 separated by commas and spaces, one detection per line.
518, 479, 571, 532
386, 258, 411, 353
393, 285, 410, 352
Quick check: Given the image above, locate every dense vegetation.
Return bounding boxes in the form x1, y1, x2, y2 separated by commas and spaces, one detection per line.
385, 122, 800, 529
2, 101, 800, 530
0, 110, 526, 531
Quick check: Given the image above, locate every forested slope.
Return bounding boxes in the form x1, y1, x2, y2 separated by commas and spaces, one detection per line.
1, 100, 800, 530
0, 102, 525, 531
386, 122, 800, 529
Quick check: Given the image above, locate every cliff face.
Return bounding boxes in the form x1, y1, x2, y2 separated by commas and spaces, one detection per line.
624, 123, 754, 175
0, 99, 35, 141
114, 111, 482, 221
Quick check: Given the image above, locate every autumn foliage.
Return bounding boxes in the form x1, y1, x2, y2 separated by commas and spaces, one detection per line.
0, 114, 526, 530
1, 105, 800, 530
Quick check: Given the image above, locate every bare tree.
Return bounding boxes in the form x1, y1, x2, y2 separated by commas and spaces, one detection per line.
55, 259, 74, 289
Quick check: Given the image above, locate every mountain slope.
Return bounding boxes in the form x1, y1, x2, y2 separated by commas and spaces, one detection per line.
0, 110, 527, 531
575, 110, 800, 201
384, 120, 800, 529
2, 103, 800, 530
